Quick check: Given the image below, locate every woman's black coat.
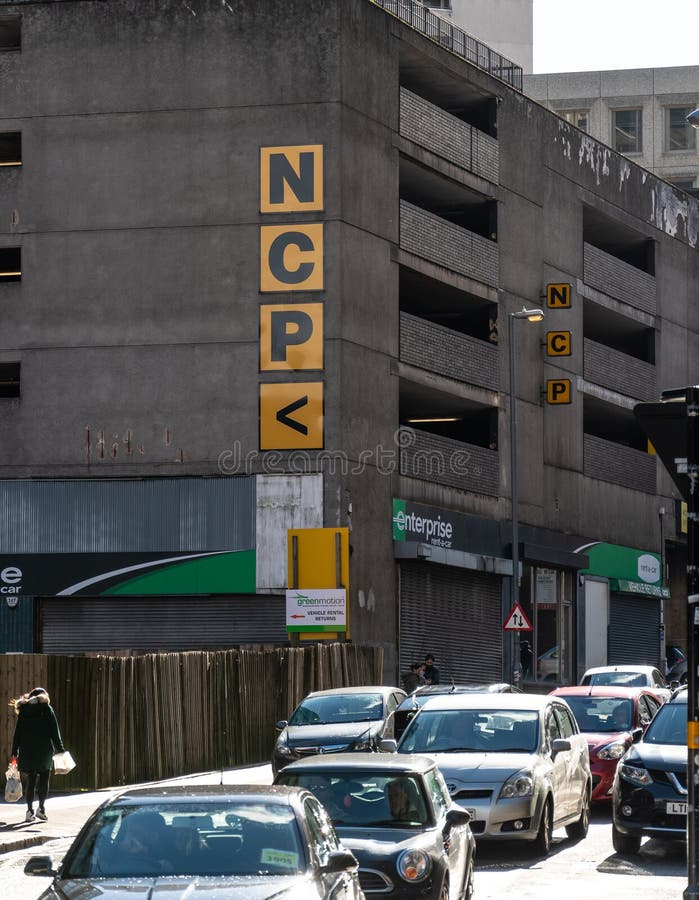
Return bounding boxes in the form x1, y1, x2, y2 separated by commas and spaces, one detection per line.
11, 692, 64, 772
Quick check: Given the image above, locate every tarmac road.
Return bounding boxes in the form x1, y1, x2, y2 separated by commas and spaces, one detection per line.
0, 768, 687, 899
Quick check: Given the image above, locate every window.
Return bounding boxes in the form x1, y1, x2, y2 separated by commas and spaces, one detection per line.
0, 247, 21, 281
0, 17, 20, 51
561, 109, 588, 132
613, 108, 642, 154
666, 107, 695, 152
553, 705, 577, 738
0, 363, 20, 399
0, 132, 21, 166
668, 178, 696, 192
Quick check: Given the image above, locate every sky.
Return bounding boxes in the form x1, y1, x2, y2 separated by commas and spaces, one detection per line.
533, 0, 699, 73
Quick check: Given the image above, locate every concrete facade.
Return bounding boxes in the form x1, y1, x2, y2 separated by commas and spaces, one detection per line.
0, 0, 696, 682
525, 66, 699, 191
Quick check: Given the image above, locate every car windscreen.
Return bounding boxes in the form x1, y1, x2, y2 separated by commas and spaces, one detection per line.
61, 801, 305, 878
643, 699, 687, 745
563, 696, 634, 732
278, 771, 430, 829
289, 693, 384, 725
398, 708, 539, 754
583, 672, 648, 688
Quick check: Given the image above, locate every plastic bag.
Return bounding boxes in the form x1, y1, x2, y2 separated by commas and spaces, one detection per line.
5, 758, 22, 802
52, 750, 76, 775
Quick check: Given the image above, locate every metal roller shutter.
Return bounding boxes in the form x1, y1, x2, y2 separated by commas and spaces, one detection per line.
399, 561, 503, 684
39, 595, 286, 653
608, 594, 661, 666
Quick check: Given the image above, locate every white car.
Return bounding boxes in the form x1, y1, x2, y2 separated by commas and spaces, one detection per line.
580, 665, 672, 703
393, 693, 591, 856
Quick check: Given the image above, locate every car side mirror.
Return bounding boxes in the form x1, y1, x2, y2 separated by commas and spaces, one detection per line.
323, 849, 358, 873
444, 807, 471, 831
551, 738, 571, 757
24, 856, 57, 877
378, 738, 397, 753
631, 727, 644, 743
275, 720, 289, 730
670, 680, 680, 690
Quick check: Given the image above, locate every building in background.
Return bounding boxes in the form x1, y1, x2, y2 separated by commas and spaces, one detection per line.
525, 67, 699, 194
0, 0, 695, 685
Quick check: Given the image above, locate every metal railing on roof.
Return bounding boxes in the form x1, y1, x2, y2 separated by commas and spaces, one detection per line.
370, 0, 523, 91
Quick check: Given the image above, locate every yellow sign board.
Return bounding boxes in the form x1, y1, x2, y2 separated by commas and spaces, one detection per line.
288, 527, 350, 640
546, 331, 571, 356
260, 303, 323, 371
259, 382, 324, 449
260, 223, 323, 292
260, 145, 323, 213
546, 283, 572, 309
546, 379, 571, 404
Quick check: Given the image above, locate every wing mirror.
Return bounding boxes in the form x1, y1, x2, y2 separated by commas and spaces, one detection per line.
275, 720, 289, 730
551, 738, 571, 758
324, 849, 358, 873
24, 856, 57, 877
444, 807, 471, 831
378, 738, 397, 753
631, 727, 644, 743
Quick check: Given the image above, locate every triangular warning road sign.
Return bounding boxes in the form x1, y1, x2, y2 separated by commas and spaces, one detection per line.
503, 603, 533, 631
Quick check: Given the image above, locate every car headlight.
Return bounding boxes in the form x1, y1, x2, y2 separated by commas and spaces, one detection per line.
397, 849, 430, 882
498, 770, 534, 799
618, 763, 653, 786
597, 741, 627, 760
275, 735, 295, 758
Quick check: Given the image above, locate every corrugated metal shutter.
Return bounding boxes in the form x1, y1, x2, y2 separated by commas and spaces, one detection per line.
399, 561, 502, 684
608, 594, 661, 666
39, 595, 286, 653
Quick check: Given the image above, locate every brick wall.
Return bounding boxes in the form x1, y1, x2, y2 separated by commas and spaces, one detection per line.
583, 338, 656, 402
399, 427, 499, 495
584, 433, 656, 493
583, 243, 656, 316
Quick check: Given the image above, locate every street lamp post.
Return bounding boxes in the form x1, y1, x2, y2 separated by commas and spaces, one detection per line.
509, 306, 545, 684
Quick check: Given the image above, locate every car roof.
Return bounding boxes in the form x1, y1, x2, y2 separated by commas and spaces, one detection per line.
408, 683, 516, 697
305, 685, 402, 699
669, 685, 688, 703
551, 686, 656, 699
110, 784, 302, 805
417, 693, 557, 711
583, 665, 658, 675
277, 752, 439, 775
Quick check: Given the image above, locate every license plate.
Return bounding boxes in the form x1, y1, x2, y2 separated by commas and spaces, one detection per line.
667, 801, 687, 816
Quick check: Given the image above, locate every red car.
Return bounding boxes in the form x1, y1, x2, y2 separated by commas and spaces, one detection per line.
549, 686, 662, 803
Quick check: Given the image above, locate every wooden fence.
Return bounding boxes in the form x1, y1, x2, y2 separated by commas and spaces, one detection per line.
0, 643, 383, 791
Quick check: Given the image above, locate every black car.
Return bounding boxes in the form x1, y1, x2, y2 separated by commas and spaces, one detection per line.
395, 683, 520, 740
612, 685, 687, 854
272, 686, 406, 775
275, 752, 475, 900
24, 784, 364, 899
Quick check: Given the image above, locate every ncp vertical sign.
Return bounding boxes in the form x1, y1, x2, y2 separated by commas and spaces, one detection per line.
259, 145, 325, 449
545, 282, 573, 405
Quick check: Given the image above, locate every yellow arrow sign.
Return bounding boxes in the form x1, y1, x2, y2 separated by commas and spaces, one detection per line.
260, 382, 324, 449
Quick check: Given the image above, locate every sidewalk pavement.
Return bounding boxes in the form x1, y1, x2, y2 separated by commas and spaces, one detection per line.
0, 762, 272, 856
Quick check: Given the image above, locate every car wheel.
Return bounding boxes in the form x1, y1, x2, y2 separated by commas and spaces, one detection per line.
565, 783, 590, 840
532, 797, 553, 856
460, 855, 475, 900
612, 823, 641, 855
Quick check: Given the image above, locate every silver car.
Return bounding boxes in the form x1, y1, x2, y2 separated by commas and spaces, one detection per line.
393, 693, 591, 855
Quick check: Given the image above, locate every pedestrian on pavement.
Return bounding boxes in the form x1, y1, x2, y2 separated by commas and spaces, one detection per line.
10, 686, 65, 823
423, 654, 440, 685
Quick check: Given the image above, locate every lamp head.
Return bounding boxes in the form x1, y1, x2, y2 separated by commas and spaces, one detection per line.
512, 306, 545, 323
686, 108, 699, 129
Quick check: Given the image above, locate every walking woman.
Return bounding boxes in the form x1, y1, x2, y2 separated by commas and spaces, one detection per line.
10, 687, 65, 823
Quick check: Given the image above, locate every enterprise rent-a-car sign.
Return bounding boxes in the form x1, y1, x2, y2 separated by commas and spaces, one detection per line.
392, 498, 464, 550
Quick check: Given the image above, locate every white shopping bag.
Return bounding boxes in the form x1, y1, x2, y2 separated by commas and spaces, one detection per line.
52, 751, 76, 775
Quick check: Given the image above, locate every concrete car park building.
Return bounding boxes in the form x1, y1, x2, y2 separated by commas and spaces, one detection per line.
0, 0, 696, 685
